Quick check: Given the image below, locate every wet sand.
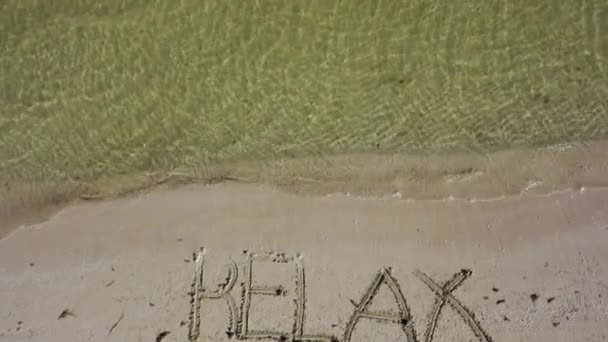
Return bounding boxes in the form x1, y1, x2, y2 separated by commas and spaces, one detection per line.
2, 140, 608, 240
1, 183, 607, 341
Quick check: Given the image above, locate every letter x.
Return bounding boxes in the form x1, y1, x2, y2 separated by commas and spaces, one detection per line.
413, 269, 492, 342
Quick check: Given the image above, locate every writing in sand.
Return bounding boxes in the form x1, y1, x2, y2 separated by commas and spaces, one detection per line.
188, 248, 493, 342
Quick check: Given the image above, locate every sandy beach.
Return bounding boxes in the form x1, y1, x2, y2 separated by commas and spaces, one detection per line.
1, 183, 607, 341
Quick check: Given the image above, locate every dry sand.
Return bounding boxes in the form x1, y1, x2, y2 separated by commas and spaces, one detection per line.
1, 183, 608, 341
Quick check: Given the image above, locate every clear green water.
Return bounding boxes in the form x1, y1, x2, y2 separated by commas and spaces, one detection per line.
0, 0, 607, 183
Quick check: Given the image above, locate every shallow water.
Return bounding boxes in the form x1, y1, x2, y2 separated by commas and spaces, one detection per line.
1, 1, 607, 178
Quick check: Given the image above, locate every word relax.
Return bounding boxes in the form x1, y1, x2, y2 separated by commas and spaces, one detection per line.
187, 249, 493, 342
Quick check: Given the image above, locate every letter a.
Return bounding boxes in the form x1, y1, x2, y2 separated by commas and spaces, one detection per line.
343, 268, 417, 342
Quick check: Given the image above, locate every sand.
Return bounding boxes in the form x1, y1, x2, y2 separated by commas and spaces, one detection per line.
1, 183, 607, 341
3, 139, 608, 239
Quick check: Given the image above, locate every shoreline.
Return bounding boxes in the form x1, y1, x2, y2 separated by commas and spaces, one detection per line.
2, 139, 608, 238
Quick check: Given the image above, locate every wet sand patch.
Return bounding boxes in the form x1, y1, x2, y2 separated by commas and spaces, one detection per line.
2, 140, 608, 238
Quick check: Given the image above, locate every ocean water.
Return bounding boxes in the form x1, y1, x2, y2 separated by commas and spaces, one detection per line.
0, 1, 607, 220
